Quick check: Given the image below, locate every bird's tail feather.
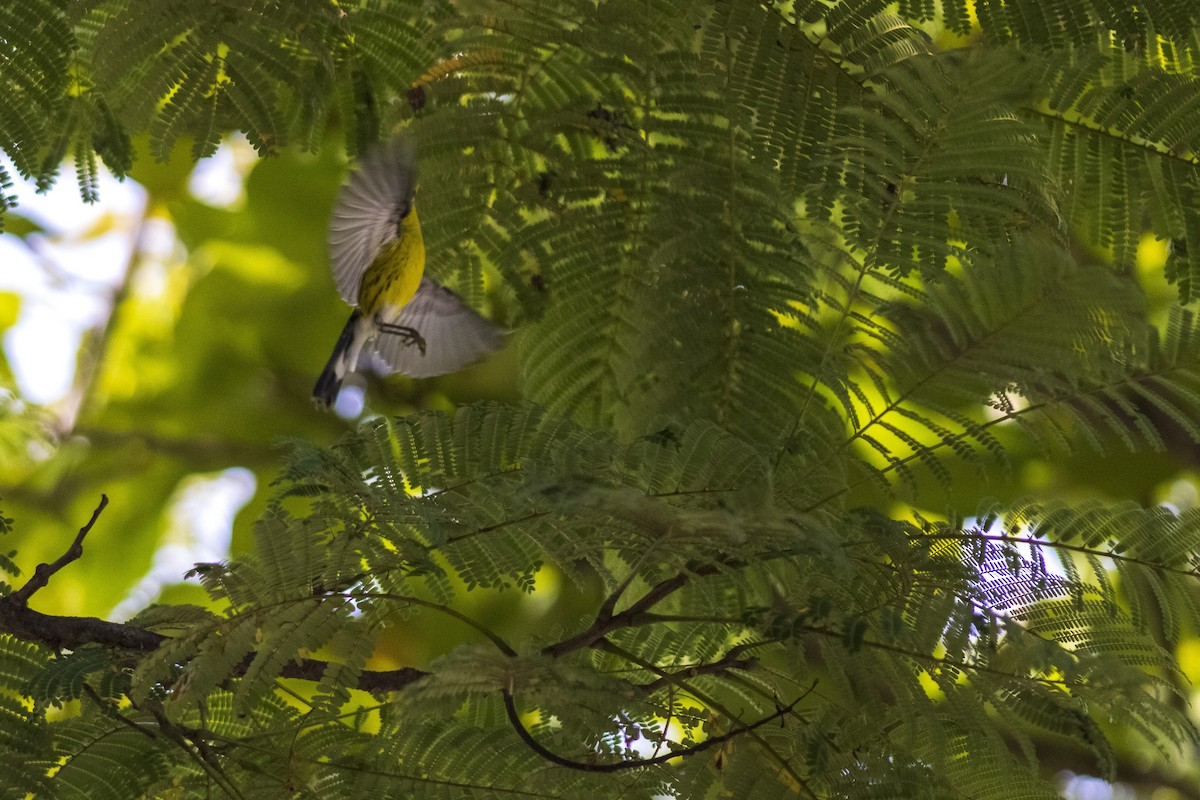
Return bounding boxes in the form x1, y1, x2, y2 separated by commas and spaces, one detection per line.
313, 310, 361, 409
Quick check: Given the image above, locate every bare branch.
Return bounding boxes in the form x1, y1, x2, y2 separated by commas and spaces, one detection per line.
0, 602, 164, 650
542, 561, 726, 657
11, 494, 109, 606
639, 654, 756, 693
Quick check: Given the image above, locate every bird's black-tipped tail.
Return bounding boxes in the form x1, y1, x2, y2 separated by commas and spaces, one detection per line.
313, 311, 361, 410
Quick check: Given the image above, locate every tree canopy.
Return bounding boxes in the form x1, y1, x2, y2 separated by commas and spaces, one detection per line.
2, 0, 1200, 798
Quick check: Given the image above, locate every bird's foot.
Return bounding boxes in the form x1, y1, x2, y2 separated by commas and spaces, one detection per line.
375, 317, 427, 355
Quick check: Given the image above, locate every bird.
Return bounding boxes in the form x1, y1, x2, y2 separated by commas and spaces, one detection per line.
312, 138, 504, 409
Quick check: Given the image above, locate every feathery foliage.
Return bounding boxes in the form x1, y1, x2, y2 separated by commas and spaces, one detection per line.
4, 0, 1200, 797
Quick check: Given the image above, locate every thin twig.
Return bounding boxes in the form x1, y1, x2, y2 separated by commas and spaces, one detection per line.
502, 687, 802, 773
639, 652, 757, 693
82, 683, 157, 740
595, 639, 818, 798
144, 700, 247, 800
921, 530, 1200, 579
348, 592, 517, 656
542, 561, 727, 657
11, 494, 108, 606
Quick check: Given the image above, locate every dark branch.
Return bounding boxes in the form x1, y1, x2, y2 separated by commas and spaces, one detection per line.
0, 501, 429, 694
502, 688, 802, 772
143, 699, 247, 800
282, 657, 427, 693
350, 591, 517, 656
0, 596, 431, 692
542, 561, 726, 657
11, 494, 108, 606
0, 603, 164, 650
639, 654, 756, 693
82, 684, 157, 740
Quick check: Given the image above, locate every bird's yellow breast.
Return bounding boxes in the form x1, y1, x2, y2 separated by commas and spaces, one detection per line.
357, 207, 426, 316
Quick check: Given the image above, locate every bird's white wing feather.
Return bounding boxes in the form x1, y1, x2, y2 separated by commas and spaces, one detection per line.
328, 139, 417, 303
365, 278, 505, 378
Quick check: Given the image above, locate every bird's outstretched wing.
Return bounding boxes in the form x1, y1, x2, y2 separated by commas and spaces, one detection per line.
365, 278, 505, 378
328, 139, 417, 303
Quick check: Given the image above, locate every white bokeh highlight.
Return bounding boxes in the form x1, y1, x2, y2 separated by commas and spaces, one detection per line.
0, 159, 145, 404
109, 467, 257, 621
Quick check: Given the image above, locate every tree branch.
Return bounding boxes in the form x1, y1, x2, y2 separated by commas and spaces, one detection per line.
0, 596, 431, 692
502, 687, 802, 773
542, 561, 726, 657
11, 494, 108, 606
639, 652, 756, 693
0, 496, 429, 693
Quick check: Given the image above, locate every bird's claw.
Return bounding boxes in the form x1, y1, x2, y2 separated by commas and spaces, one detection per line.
375, 316, 427, 355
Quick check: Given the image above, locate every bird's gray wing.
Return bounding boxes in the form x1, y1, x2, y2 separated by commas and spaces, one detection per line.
365, 278, 505, 378
328, 139, 417, 303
